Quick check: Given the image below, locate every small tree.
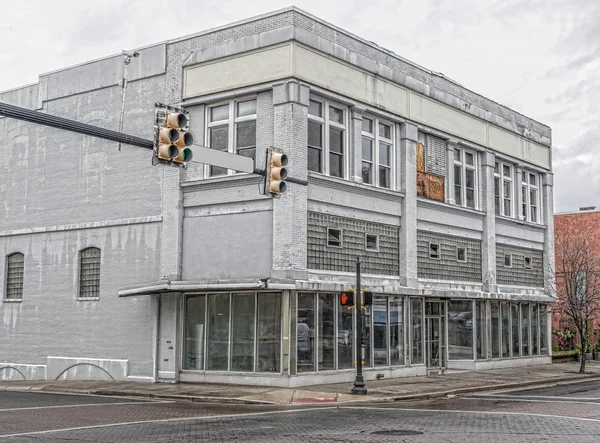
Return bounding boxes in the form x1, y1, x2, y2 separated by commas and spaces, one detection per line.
554, 224, 600, 373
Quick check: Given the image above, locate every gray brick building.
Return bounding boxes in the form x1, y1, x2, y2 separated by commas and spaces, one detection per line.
0, 7, 554, 386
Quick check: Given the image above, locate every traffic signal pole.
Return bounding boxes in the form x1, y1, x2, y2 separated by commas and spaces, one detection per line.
0, 101, 308, 185
351, 256, 367, 395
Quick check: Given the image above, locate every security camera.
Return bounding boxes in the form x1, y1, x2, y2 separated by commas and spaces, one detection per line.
122, 50, 140, 58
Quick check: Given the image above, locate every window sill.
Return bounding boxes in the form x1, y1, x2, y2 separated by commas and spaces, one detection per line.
77, 297, 100, 302
417, 197, 484, 217
2, 299, 23, 303
308, 172, 404, 199
495, 214, 546, 229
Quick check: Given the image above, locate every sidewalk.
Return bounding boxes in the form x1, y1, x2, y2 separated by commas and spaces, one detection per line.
2, 361, 599, 405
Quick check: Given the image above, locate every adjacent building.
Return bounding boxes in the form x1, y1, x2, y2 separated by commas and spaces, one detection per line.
0, 7, 554, 386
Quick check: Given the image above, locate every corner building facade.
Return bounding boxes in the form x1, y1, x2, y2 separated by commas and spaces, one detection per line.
0, 8, 554, 386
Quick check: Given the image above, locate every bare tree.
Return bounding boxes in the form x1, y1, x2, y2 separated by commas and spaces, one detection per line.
554, 224, 600, 373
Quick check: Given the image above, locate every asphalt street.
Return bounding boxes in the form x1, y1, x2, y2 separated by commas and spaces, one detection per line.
3, 381, 600, 442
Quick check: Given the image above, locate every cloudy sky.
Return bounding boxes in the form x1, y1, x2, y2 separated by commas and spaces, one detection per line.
1, 0, 598, 213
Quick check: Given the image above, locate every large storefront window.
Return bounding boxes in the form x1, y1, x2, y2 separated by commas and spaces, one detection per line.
183, 292, 282, 373
297, 293, 316, 372
491, 302, 500, 359
411, 299, 424, 364
319, 294, 335, 370
539, 305, 548, 355
373, 296, 389, 367
511, 304, 520, 357
231, 293, 255, 371
390, 296, 404, 365
257, 293, 281, 372
522, 304, 530, 356
207, 293, 230, 370
476, 301, 486, 360
184, 295, 206, 370
338, 297, 354, 369
532, 304, 539, 355
501, 302, 510, 358
448, 300, 473, 360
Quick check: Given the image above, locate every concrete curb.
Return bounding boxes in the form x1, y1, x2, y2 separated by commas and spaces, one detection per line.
3, 373, 600, 405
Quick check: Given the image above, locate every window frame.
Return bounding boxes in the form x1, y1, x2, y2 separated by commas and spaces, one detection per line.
365, 233, 380, 252
308, 97, 348, 179
205, 97, 257, 178
456, 246, 467, 263
4, 252, 24, 302
361, 115, 395, 189
521, 171, 541, 224
327, 228, 343, 248
428, 243, 441, 260
504, 253, 513, 268
524, 256, 533, 270
453, 147, 478, 210
494, 161, 514, 217
78, 247, 101, 300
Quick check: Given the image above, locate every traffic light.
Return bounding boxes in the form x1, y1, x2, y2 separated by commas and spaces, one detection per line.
363, 291, 373, 306
266, 147, 288, 195
340, 291, 355, 307
153, 103, 193, 165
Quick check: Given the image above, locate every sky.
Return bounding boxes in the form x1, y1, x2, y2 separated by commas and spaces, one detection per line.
1, 0, 598, 213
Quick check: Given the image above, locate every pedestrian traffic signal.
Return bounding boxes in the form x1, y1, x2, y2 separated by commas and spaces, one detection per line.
266, 147, 288, 195
363, 291, 373, 306
153, 103, 193, 165
340, 291, 355, 307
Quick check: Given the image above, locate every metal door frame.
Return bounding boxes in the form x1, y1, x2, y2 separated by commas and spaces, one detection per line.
425, 301, 446, 372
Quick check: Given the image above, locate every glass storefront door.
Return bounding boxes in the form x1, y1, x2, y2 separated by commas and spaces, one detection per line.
425, 301, 445, 371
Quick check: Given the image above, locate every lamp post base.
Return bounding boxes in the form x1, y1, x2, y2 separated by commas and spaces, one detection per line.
351, 375, 368, 395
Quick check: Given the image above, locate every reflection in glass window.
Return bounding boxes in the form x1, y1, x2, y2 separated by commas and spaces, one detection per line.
476, 301, 486, 360
411, 299, 423, 364
390, 296, 404, 365
319, 294, 335, 370
511, 304, 521, 357
184, 295, 206, 370
297, 293, 316, 372
257, 293, 281, 372
338, 296, 354, 369
373, 296, 389, 367
231, 293, 255, 372
448, 300, 474, 360
491, 302, 500, 358
501, 302, 510, 358
206, 293, 230, 370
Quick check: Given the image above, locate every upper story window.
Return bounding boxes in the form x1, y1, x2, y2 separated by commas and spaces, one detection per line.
79, 247, 101, 299
308, 98, 347, 178
494, 161, 513, 217
361, 116, 393, 189
206, 99, 256, 177
453, 148, 477, 209
5, 252, 24, 301
521, 172, 541, 223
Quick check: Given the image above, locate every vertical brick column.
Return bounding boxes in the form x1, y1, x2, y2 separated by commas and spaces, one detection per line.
350, 107, 364, 183
271, 80, 309, 280
446, 140, 457, 204
542, 173, 555, 297
481, 152, 497, 292
399, 122, 418, 287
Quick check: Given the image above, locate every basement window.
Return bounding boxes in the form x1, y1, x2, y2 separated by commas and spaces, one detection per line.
327, 228, 342, 248
366, 234, 379, 252
429, 243, 440, 260
524, 256, 533, 270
